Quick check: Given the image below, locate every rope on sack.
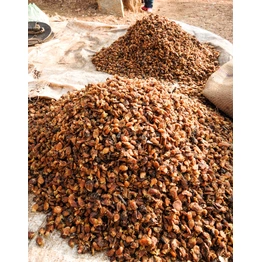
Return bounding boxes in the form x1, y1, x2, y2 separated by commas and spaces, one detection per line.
28, 38, 43, 46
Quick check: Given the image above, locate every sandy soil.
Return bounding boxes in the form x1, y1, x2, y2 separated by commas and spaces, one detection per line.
29, 0, 233, 43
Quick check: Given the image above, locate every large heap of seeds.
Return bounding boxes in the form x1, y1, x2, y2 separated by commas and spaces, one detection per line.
92, 14, 220, 87
29, 76, 233, 262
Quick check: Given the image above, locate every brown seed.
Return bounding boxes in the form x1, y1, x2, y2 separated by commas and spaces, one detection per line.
38, 227, 45, 236
113, 213, 120, 222
170, 239, 179, 251
148, 188, 161, 198
55, 215, 62, 225
31, 203, 38, 212
119, 165, 128, 171
36, 236, 44, 247
189, 202, 203, 214
170, 250, 177, 258
188, 218, 195, 230
188, 237, 197, 248
101, 147, 110, 154
173, 199, 182, 211
77, 197, 85, 207
140, 172, 146, 178
181, 190, 192, 197
62, 227, 71, 236
53, 206, 62, 214
62, 210, 70, 217
169, 187, 178, 200
115, 246, 124, 256
43, 201, 49, 211
194, 225, 203, 234
129, 200, 138, 210
124, 180, 130, 187
179, 246, 187, 258
37, 175, 44, 184
68, 238, 75, 248
139, 235, 152, 246
28, 231, 35, 240
107, 248, 115, 257
150, 178, 158, 187
125, 236, 134, 243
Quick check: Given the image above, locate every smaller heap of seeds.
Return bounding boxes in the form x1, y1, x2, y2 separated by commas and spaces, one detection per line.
92, 14, 220, 86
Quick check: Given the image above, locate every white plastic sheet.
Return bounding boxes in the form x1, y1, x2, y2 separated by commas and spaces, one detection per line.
28, 17, 130, 99
175, 21, 233, 66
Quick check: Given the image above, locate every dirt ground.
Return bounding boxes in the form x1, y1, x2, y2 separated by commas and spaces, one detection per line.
29, 0, 233, 43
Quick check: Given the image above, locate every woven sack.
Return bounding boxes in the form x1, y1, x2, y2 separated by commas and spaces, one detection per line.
202, 59, 233, 118
122, 0, 141, 12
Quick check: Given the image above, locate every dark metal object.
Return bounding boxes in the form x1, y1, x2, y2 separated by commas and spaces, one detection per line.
28, 21, 53, 46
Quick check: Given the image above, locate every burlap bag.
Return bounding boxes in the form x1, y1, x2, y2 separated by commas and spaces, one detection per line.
122, 0, 142, 12
202, 59, 233, 118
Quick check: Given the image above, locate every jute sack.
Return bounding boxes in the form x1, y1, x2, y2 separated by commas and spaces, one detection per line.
122, 0, 141, 12
202, 59, 233, 118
